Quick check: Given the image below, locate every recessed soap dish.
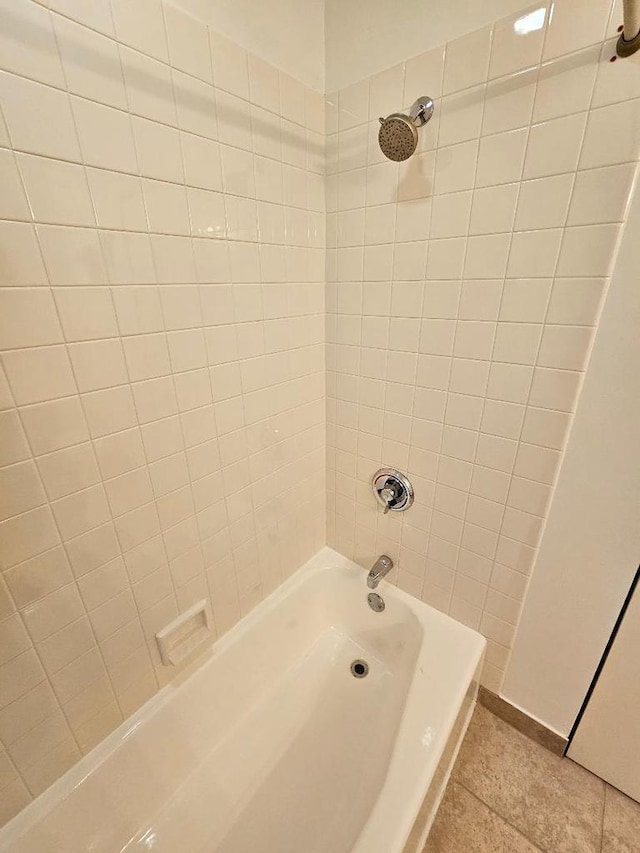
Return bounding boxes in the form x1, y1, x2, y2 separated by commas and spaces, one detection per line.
156, 599, 213, 666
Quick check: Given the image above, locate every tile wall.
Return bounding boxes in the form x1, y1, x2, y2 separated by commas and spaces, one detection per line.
0, 0, 325, 822
325, 0, 640, 692
2, 0, 640, 828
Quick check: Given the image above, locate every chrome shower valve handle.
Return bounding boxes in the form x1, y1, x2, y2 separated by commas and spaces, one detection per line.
379, 486, 395, 513
372, 468, 414, 513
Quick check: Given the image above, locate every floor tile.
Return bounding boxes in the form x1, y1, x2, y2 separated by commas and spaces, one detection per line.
452, 705, 605, 853
424, 780, 542, 853
602, 785, 640, 853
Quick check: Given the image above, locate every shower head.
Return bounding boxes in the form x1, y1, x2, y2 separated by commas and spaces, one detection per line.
378, 95, 434, 162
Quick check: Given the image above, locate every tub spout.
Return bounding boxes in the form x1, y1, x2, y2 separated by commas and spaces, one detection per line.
367, 555, 393, 589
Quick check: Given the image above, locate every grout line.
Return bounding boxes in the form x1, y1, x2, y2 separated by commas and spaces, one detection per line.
453, 778, 547, 852
599, 783, 607, 853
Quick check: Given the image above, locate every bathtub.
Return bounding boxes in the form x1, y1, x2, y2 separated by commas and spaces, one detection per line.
0, 547, 485, 853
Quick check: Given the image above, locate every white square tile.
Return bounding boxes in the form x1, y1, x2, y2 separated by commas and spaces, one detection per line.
443, 26, 492, 94
87, 169, 147, 232
20, 397, 88, 456
52, 484, 111, 540
419, 320, 456, 357
38, 225, 107, 286
481, 399, 525, 439
143, 179, 190, 235
514, 442, 562, 484
430, 192, 472, 238
182, 134, 223, 191
449, 358, 490, 397
521, 406, 572, 449
54, 287, 118, 342
369, 63, 405, 120
537, 324, 594, 370
122, 333, 171, 382
37, 443, 100, 501
54, 15, 127, 110
592, 37, 640, 107
398, 151, 436, 201
395, 199, 431, 242
487, 362, 533, 403
111, 0, 168, 62
151, 235, 196, 284
528, 366, 582, 410
0, 461, 46, 523
280, 71, 306, 124
0, 289, 63, 349
0, 506, 60, 570
435, 140, 478, 194
0, 0, 65, 86
533, 46, 599, 122
476, 128, 528, 187
493, 322, 542, 364
426, 238, 465, 280
459, 280, 503, 321
568, 163, 635, 225
131, 376, 178, 425
120, 46, 176, 126
0, 73, 81, 162
476, 433, 518, 473
490, 4, 548, 79
210, 29, 249, 98
556, 223, 620, 276
164, 3, 211, 83
71, 98, 137, 173
49, 0, 115, 35
515, 173, 574, 230
482, 68, 537, 134
2, 346, 76, 405
248, 54, 280, 114
507, 229, 562, 278
82, 385, 137, 439
464, 234, 511, 279
404, 46, 446, 102
4, 548, 73, 614
100, 232, 156, 285
437, 87, 484, 147
579, 99, 640, 168
499, 279, 552, 322
133, 117, 184, 183
547, 278, 605, 325
454, 321, 496, 360
18, 155, 95, 227
524, 112, 587, 178
338, 79, 369, 131
469, 184, 518, 235
423, 282, 460, 319
543, 0, 612, 60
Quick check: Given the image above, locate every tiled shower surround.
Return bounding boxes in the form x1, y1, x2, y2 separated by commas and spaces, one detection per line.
326, 5, 639, 692
0, 0, 638, 828
0, 0, 324, 821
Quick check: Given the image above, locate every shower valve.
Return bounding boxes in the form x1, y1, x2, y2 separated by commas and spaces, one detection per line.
372, 468, 414, 513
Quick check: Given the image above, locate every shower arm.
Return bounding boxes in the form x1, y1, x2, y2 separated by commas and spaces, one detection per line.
617, 0, 640, 57
409, 96, 434, 127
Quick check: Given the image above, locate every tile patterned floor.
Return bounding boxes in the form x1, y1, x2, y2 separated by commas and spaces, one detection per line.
424, 705, 640, 853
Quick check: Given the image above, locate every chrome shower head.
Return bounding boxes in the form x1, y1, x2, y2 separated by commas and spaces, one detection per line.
378, 96, 434, 162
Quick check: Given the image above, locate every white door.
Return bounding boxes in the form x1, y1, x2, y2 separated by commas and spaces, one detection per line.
568, 578, 640, 802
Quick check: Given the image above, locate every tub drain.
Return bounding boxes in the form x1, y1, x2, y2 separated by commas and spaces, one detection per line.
351, 659, 369, 678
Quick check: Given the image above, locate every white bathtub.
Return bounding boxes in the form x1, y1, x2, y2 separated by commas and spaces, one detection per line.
0, 547, 485, 853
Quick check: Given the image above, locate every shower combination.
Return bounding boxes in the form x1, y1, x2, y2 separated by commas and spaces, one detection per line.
377, 95, 434, 161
